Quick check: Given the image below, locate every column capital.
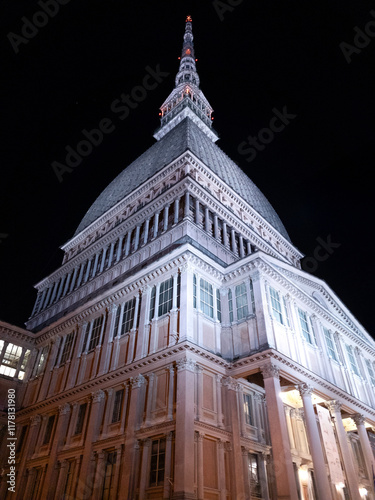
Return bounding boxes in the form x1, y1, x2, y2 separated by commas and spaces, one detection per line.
261, 362, 280, 380
91, 389, 105, 404
176, 358, 196, 373
352, 413, 366, 426
166, 431, 173, 442
298, 383, 314, 397
30, 414, 41, 426
327, 400, 342, 413
58, 403, 71, 416
143, 438, 152, 447
216, 374, 223, 383
132, 373, 146, 388
109, 303, 118, 315
223, 376, 239, 391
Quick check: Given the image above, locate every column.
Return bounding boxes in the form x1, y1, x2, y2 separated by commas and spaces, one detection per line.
69, 267, 79, 293
62, 272, 72, 297
49, 280, 59, 304
151, 283, 160, 353
92, 252, 100, 276
204, 206, 210, 233
163, 432, 173, 499
218, 440, 227, 500
223, 377, 246, 500
143, 219, 150, 245
173, 358, 196, 499
119, 383, 129, 434
230, 228, 237, 254
258, 452, 271, 500
214, 215, 219, 240
352, 414, 375, 487
261, 363, 299, 500
84, 258, 92, 282
76, 262, 85, 289
92, 451, 106, 500
216, 374, 224, 428
195, 199, 200, 225
38, 338, 60, 401
76, 391, 105, 498
134, 225, 141, 251
36, 289, 47, 313
121, 375, 147, 499
163, 205, 169, 231
56, 275, 66, 300
139, 439, 151, 499
197, 432, 204, 500
125, 231, 132, 256
242, 447, 251, 500
179, 264, 194, 342
98, 304, 118, 375
66, 323, 87, 389
328, 401, 361, 500
99, 246, 108, 272
174, 197, 180, 224
116, 236, 124, 261
298, 384, 333, 500
184, 192, 190, 219
102, 388, 114, 438
40, 403, 71, 499
145, 373, 155, 426
251, 271, 274, 350
153, 212, 160, 239
237, 384, 247, 437
108, 241, 115, 267
222, 222, 228, 248
77, 321, 94, 385
54, 459, 69, 500
43, 285, 53, 308
239, 236, 245, 258
196, 365, 203, 421
135, 286, 151, 360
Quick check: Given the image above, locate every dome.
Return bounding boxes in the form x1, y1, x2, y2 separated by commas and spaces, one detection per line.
75, 118, 290, 241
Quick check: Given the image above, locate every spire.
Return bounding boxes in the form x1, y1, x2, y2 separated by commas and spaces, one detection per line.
154, 16, 219, 143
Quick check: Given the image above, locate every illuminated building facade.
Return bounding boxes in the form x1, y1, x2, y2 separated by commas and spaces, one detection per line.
1, 16, 375, 500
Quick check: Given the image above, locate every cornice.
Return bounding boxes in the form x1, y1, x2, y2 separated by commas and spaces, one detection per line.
0, 322, 34, 346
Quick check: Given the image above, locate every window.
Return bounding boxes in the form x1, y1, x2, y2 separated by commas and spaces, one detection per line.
235, 283, 249, 320
228, 289, 234, 323
249, 279, 255, 314
243, 393, 253, 425
282, 297, 290, 327
150, 438, 166, 487
60, 331, 75, 365
43, 415, 55, 445
63, 461, 75, 499
345, 345, 360, 376
18, 349, 30, 380
0, 343, 23, 378
365, 359, 375, 386
112, 389, 124, 423
200, 278, 214, 318
216, 289, 222, 322
120, 298, 136, 335
248, 453, 261, 498
75, 403, 87, 435
323, 328, 338, 361
298, 309, 312, 344
269, 287, 283, 324
158, 278, 173, 317
88, 316, 104, 351
351, 438, 366, 475
102, 451, 117, 500
193, 275, 197, 308
16, 425, 28, 453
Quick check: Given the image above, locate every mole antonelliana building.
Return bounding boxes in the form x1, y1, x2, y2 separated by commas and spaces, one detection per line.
1, 16, 375, 500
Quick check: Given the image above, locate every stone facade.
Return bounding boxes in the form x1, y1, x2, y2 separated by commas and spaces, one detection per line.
1, 16, 375, 500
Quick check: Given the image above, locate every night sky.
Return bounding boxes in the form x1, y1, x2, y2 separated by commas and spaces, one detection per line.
1, 1, 375, 338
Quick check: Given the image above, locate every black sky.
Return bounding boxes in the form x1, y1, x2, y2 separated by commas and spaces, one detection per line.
1, 1, 374, 338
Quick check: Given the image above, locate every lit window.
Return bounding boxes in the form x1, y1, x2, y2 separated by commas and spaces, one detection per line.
323, 328, 338, 361
269, 288, 283, 324
43, 415, 55, 445
158, 278, 173, 317
298, 309, 312, 344
282, 297, 290, 327
88, 316, 104, 351
345, 345, 360, 376
75, 403, 87, 435
243, 393, 253, 425
235, 283, 249, 320
200, 278, 214, 318
2, 343, 22, 369
150, 438, 166, 487
34, 345, 49, 376
112, 389, 124, 423
60, 332, 75, 365
365, 359, 375, 386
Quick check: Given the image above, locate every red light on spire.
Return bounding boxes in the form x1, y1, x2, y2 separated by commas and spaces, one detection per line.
186, 15, 192, 22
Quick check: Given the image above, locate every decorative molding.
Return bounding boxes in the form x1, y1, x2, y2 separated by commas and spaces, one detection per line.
260, 363, 280, 380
